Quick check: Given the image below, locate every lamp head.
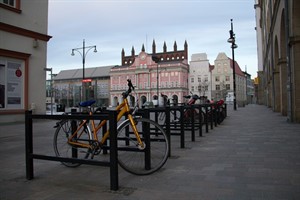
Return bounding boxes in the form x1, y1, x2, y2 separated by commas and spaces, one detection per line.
94, 47, 97, 53
227, 38, 234, 43
71, 50, 75, 56
232, 44, 238, 49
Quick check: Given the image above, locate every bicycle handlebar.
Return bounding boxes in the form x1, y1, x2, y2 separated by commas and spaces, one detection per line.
122, 79, 135, 98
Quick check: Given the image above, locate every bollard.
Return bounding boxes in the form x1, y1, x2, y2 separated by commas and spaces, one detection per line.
190, 105, 195, 142
180, 106, 185, 148
25, 110, 34, 180
198, 104, 203, 137
108, 110, 119, 191
205, 105, 209, 133
141, 109, 151, 170
71, 109, 78, 159
165, 106, 171, 157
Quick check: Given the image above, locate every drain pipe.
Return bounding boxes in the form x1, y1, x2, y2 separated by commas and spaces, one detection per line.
285, 0, 293, 122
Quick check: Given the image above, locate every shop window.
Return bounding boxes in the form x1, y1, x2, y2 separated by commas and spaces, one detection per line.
0, 58, 24, 109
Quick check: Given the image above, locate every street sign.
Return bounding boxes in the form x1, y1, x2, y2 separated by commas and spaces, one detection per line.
82, 79, 92, 83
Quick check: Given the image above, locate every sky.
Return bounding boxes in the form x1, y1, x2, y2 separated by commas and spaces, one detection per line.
47, 0, 258, 78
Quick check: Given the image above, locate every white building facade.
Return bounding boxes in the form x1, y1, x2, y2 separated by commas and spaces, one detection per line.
189, 53, 212, 100
0, 1, 51, 123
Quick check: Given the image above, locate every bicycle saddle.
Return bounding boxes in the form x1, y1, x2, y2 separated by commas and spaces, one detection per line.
79, 100, 96, 107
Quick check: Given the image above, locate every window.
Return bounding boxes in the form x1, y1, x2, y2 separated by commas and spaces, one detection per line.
198, 77, 201, 82
191, 86, 194, 91
216, 85, 220, 91
215, 76, 220, 82
1, 0, 15, 7
225, 76, 230, 81
226, 84, 230, 90
204, 76, 208, 82
0, 0, 20, 12
191, 77, 194, 83
0, 58, 24, 109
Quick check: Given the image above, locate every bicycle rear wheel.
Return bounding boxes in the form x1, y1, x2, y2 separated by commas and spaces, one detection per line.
117, 118, 169, 175
53, 120, 91, 167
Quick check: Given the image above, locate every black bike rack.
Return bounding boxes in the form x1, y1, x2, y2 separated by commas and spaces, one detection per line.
25, 110, 119, 191
139, 103, 227, 151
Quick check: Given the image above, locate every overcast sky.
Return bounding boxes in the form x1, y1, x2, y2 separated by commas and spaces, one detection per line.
47, 0, 258, 77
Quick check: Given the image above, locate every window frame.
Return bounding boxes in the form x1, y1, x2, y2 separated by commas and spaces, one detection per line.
0, 0, 21, 13
0, 50, 30, 114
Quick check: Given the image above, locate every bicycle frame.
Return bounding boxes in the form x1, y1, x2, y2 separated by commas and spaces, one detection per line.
67, 96, 144, 150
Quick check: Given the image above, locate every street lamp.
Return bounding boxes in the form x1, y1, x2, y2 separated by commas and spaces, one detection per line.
227, 19, 238, 110
44, 67, 53, 115
71, 39, 97, 102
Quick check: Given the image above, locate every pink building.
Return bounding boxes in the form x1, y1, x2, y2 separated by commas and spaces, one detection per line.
110, 40, 189, 107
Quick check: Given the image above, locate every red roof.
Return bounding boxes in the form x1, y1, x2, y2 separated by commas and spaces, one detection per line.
228, 58, 244, 76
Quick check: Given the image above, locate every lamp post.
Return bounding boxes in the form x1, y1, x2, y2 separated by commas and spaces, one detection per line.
44, 67, 53, 115
227, 19, 238, 110
152, 56, 160, 106
71, 39, 97, 102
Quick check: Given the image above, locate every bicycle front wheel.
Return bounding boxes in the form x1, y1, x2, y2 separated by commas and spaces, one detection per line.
117, 118, 169, 175
53, 120, 91, 167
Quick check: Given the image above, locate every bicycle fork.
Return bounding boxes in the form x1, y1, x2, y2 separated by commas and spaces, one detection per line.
128, 115, 146, 150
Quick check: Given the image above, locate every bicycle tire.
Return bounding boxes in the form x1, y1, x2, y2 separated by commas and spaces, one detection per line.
117, 117, 169, 175
53, 120, 92, 167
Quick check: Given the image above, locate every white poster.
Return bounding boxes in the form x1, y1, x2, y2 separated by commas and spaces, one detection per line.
7, 62, 23, 109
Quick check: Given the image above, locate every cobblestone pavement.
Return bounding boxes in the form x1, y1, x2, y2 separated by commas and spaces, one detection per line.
0, 104, 300, 200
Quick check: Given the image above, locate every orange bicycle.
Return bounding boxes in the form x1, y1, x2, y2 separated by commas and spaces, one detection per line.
53, 79, 169, 175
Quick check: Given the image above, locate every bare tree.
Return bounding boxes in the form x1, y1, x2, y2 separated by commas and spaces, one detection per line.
198, 80, 210, 96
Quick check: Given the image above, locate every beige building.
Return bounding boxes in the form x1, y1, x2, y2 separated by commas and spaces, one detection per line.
212, 53, 246, 106
189, 52, 247, 106
0, 1, 52, 123
255, 0, 300, 122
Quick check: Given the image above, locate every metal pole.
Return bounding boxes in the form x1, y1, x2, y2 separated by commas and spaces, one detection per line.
50, 68, 53, 115
71, 39, 97, 103
157, 64, 159, 106
230, 19, 237, 110
82, 39, 86, 102
232, 44, 237, 110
